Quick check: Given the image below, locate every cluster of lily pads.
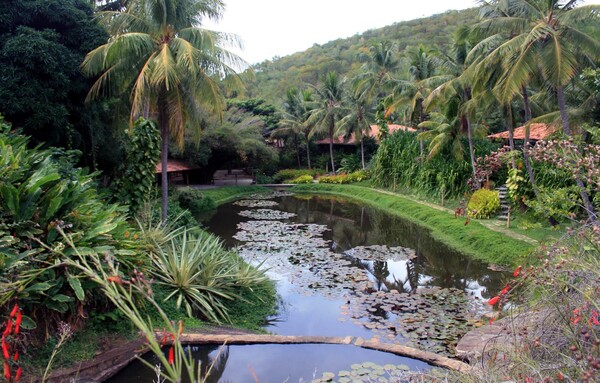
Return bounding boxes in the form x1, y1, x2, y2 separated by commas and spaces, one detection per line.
340, 287, 473, 355
230, 192, 474, 356
311, 362, 446, 383
238, 208, 297, 220
233, 199, 279, 208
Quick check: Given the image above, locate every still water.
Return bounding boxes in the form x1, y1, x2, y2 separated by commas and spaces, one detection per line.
109, 192, 504, 382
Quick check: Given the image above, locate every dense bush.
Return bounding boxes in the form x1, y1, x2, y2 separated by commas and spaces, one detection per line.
0, 123, 142, 335
273, 168, 323, 183
174, 187, 217, 215
287, 175, 314, 184
150, 228, 272, 323
467, 189, 501, 219
318, 170, 370, 184
373, 131, 496, 198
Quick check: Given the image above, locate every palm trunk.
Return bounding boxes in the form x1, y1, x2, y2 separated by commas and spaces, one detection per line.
159, 107, 169, 224
466, 115, 477, 184
329, 125, 336, 174
418, 101, 424, 159
360, 136, 365, 169
305, 132, 311, 170
521, 85, 539, 199
556, 85, 571, 136
505, 104, 516, 169
295, 135, 301, 168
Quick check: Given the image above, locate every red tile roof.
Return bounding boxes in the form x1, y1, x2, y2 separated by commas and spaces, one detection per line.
316, 124, 416, 145
155, 159, 194, 173
488, 123, 558, 141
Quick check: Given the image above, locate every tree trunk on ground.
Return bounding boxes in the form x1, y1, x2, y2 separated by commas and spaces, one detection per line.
160, 109, 169, 225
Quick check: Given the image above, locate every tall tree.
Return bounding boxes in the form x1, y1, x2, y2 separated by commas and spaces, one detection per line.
82, 0, 243, 223
477, 0, 600, 220
388, 45, 447, 157
307, 72, 345, 174
274, 87, 315, 168
338, 83, 374, 169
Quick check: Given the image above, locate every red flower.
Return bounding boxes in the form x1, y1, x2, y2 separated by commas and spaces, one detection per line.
557, 371, 563, 381
2, 321, 11, 337
513, 265, 522, 277
168, 347, 174, 365
9, 305, 18, 318
488, 296, 500, 306
15, 366, 22, 382
13, 350, 18, 362
3, 361, 10, 380
500, 285, 510, 295
2, 339, 10, 359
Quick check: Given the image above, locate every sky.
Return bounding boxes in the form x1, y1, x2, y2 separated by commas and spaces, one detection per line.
204, 0, 600, 66
204, 0, 478, 65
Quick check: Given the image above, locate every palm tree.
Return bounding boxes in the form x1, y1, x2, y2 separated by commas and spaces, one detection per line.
387, 45, 448, 157
275, 87, 315, 169
421, 27, 480, 180
307, 72, 345, 174
338, 83, 374, 169
82, 0, 244, 223
476, 0, 599, 220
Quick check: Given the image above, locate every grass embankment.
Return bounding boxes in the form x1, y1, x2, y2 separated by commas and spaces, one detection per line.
291, 183, 534, 266
199, 185, 269, 206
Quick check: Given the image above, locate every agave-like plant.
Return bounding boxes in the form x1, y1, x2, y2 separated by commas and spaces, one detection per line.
150, 228, 268, 323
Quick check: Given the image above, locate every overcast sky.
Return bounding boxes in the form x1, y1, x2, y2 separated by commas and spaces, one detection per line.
204, 0, 600, 66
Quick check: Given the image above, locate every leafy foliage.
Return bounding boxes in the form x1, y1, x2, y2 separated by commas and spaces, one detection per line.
273, 169, 323, 183
317, 170, 370, 184
287, 175, 313, 184
372, 131, 492, 198
0, 122, 141, 335
174, 187, 217, 215
113, 118, 161, 214
150, 228, 271, 323
467, 189, 500, 219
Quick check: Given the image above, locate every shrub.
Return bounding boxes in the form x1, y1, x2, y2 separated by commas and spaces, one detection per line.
273, 168, 323, 183
174, 187, 216, 215
0, 122, 142, 336
287, 174, 313, 184
318, 170, 370, 184
467, 189, 501, 219
150, 228, 271, 323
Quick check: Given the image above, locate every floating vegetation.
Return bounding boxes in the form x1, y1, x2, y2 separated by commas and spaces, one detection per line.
311, 363, 446, 383
342, 287, 473, 356
233, 199, 279, 208
244, 191, 294, 200
238, 209, 297, 220
344, 245, 417, 262
230, 196, 475, 356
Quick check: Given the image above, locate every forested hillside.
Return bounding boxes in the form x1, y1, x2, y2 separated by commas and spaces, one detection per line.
240, 8, 480, 105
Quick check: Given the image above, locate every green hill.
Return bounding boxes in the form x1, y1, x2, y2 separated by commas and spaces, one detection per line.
240, 8, 480, 106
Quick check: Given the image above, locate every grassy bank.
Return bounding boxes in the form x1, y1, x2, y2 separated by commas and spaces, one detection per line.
199, 185, 269, 206
291, 183, 534, 265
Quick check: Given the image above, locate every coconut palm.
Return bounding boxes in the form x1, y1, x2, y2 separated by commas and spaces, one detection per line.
307, 72, 345, 174
476, 0, 599, 220
478, 0, 600, 136
387, 45, 448, 157
338, 83, 374, 169
82, 0, 244, 223
274, 87, 315, 168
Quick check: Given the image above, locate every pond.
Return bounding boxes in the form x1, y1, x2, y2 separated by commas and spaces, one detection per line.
109, 191, 505, 382
203, 193, 504, 353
